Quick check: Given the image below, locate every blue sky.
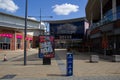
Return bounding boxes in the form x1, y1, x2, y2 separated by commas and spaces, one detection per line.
0, 0, 88, 21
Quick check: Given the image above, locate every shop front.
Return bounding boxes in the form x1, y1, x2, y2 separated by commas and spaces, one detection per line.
0, 33, 12, 50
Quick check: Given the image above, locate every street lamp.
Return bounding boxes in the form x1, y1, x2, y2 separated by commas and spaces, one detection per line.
28, 9, 53, 35
28, 9, 53, 64
24, 0, 28, 65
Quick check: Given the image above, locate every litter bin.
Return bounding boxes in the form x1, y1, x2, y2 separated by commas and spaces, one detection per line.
66, 52, 73, 76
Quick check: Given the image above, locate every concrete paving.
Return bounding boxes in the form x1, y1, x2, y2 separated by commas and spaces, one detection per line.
0, 49, 120, 80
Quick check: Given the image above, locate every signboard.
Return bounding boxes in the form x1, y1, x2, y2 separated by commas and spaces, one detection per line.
39, 36, 55, 58
66, 53, 73, 76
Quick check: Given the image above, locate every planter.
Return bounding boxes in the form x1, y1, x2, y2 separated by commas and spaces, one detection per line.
90, 55, 99, 63
112, 55, 120, 62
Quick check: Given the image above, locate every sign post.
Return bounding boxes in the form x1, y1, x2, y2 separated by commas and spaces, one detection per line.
66, 52, 73, 76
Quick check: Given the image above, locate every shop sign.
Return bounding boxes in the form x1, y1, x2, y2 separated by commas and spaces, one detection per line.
16, 35, 22, 39
0, 33, 12, 38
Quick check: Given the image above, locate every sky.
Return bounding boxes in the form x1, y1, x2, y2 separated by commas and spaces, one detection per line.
0, 0, 88, 21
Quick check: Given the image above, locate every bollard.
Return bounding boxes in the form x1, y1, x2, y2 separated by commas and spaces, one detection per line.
66, 52, 73, 76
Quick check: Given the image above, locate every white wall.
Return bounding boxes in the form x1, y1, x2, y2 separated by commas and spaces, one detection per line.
0, 13, 40, 28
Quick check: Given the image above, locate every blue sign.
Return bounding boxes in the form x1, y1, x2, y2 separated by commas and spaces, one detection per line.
66, 53, 73, 76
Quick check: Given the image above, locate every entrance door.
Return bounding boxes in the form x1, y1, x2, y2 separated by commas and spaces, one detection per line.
17, 38, 21, 49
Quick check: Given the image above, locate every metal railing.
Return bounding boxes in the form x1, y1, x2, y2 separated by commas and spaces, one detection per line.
90, 10, 120, 30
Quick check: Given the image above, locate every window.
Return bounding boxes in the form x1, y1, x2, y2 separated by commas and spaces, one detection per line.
0, 37, 11, 50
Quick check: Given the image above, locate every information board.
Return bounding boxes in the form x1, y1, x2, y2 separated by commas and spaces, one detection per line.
39, 36, 55, 58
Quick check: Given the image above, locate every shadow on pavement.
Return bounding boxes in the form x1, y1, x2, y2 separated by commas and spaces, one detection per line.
12, 53, 41, 61
11, 49, 113, 62
47, 74, 66, 77
12, 63, 43, 66
55, 49, 90, 60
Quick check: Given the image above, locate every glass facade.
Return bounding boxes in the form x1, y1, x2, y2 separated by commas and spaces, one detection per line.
50, 21, 85, 39
91, 6, 120, 30
117, 6, 120, 19
50, 20, 86, 48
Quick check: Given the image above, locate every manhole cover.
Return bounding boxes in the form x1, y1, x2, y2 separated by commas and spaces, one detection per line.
1, 74, 16, 79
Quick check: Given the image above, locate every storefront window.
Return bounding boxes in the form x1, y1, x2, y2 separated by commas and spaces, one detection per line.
0, 37, 11, 50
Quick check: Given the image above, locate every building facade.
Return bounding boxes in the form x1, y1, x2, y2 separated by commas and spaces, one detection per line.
86, 0, 120, 55
48, 18, 89, 50
0, 12, 45, 51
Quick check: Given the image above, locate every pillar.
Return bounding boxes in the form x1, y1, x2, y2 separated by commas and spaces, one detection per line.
112, 0, 117, 54
14, 31, 16, 50
112, 0, 117, 20
100, 0, 103, 21
90, 12, 93, 28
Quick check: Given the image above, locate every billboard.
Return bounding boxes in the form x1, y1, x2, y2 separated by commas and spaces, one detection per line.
39, 36, 55, 58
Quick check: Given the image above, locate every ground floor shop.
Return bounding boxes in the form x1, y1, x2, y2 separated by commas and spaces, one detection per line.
54, 39, 88, 51
90, 20, 120, 55
0, 29, 34, 51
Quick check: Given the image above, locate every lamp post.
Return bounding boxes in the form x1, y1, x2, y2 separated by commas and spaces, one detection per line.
28, 9, 53, 35
24, 0, 28, 65
28, 9, 53, 65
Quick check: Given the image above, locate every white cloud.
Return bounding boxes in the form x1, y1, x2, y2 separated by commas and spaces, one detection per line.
52, 3, 79, 15
0, 0, 19, 13
28, 17, 37, 20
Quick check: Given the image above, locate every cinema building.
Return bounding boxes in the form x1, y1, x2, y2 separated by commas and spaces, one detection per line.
86, 0, 120, 55
0, 12, 45, 51
48, 18, 89, 50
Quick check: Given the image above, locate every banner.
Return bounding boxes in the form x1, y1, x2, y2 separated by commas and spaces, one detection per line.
39, 36, 54, 58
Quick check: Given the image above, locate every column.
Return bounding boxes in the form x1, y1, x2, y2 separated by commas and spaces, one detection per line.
112, 0, 117, 54
112, 0, 117, 20
100, 0, 103, 21
90, 12, 93, 26
14, 31, 16, 50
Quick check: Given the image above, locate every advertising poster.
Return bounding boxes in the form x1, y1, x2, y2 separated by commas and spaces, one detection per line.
39, 36, 55, 58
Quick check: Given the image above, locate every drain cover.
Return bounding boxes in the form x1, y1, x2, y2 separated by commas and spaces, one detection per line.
1, 74, 16, 79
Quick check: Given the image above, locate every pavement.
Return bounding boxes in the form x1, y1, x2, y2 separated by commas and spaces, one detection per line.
0, 49, 120, 80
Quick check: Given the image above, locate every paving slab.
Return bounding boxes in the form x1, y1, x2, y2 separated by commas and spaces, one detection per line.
0, 49, 120, 79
